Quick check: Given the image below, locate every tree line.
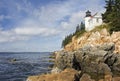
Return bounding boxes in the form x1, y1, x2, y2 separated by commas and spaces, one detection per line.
102, 0, 120, 34
62, 22, 85, 47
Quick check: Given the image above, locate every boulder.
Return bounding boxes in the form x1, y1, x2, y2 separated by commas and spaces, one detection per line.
104, 53, 117, 67
98, 75, 112, 81
54, 51, 75, 70
81, 63, 111, 75
74, 44, 112, 74
80, 73, 95, 81
113, 77, 120, 81
104, 75, 112, 81
98, 43, 115, 52
112, 55, 120, 73
51, 67, 62, 74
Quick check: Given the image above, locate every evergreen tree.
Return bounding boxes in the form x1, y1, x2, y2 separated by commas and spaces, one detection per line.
102, 0, 120, 33
80, 22, 85, 30
62, 34, 73, 47
62, 22, 86, 48
102, 0, 114, 23
75, 24, 80, 33
110, 0, 120, 33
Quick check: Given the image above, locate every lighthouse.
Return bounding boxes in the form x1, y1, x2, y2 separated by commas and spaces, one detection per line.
85, 10, 103, 31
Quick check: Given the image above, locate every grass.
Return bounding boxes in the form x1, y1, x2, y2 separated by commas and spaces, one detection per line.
75, 24, 110, 38
90, 24, 110, 33
75, 29, 86, 38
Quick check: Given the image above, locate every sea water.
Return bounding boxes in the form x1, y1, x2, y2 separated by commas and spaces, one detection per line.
0, 52, 52, 81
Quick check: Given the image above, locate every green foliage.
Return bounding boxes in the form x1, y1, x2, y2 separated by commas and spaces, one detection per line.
81, 22, 85, 30
62, 22, 86, 47
75, 29, 86, 38
91, 24, 110, 32
102, 0, 114, 23
74, 22, 85, 34
74, 22, 85, 38
103, 0, 120, 34
109, 0, 120, 34
62, 34, 73, 47
75, 24, 80, 33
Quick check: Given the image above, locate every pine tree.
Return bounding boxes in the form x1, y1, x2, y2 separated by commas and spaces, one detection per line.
75, 24, 80, 33
80, 22, 85, 30
102, 0, 114, 23
61, 34, 73, 47
109, 0, 120, 33
61, 22, 86, 47
102, 0, 120, 33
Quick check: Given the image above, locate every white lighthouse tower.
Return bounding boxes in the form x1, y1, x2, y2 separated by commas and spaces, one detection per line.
85, 10, 103, 31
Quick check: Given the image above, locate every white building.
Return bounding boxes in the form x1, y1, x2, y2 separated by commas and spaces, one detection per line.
85, 10, 103, 31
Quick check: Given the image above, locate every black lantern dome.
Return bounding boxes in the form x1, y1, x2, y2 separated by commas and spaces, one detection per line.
86, 10, 91, 17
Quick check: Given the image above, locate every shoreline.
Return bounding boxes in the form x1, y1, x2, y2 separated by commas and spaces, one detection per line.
27, 43, 120, 81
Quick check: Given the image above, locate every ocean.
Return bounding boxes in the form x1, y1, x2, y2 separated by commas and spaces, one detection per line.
0, 52, 52, 81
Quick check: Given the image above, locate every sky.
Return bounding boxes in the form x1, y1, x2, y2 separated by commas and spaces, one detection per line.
0, 0, 105, 52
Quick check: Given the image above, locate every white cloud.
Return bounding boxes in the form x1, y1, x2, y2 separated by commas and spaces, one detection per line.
14, 18, 60, 36
0, 28, 29, 42
14, 27, 59, 36
0, 26, 60, 43
60, 11, 85, 30
0, 15, 12, 21
0, 18, 60, 43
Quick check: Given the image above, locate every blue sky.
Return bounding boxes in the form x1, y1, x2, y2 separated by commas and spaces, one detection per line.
0, 0, 105, 52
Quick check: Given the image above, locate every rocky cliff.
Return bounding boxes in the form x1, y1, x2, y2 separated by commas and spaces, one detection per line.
27, 28, 120, 81
27, 43, 120, 81
64, 28, 120, 54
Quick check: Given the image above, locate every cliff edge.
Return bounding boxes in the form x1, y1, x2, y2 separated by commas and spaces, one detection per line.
64, 28, 120, 54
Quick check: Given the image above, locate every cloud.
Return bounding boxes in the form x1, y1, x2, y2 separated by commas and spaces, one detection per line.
0, 15, 12, 21
0, 18, 60, 43
14, 18, 60, 36
0, 26, 60, 43
14, 27, 59, 36
60, 11, 85, 30
0, 28, 29, 42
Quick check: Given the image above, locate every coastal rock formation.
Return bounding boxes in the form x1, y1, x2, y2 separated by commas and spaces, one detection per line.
27, 43, 120, 81
54, 43, 115, 73
64, 28, 120, 54
54, 51, 75, 70
27, 28, 120, 81
51, 43, 120, 80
